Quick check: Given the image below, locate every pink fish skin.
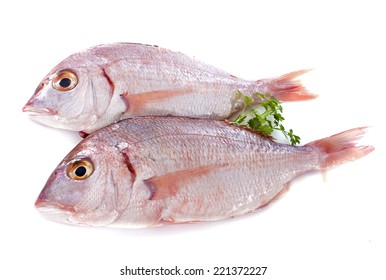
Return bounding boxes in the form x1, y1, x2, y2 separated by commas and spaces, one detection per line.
34, 117, 373, 228
22, 43, 314, 133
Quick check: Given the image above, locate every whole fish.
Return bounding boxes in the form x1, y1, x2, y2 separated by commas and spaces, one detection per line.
35, 117, 372, 228
23, 43, 314, 134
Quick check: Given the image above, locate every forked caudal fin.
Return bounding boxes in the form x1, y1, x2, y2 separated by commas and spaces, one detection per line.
305, 127, 374, 169
259, 69, 316, 101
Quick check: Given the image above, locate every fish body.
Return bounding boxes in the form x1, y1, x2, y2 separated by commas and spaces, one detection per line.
23, 43, 314, 133
35, 117, 372, 228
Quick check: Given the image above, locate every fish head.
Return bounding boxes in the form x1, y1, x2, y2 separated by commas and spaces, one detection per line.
35, 138, 134, 226
23, 53, 113, 132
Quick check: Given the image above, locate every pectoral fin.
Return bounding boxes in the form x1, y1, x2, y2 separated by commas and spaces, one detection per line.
120, 87, 193, 115
144, 164, 227, 200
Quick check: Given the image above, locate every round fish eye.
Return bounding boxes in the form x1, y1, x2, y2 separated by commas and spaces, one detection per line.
52, 70, 78, 91
67, 158, 94, 180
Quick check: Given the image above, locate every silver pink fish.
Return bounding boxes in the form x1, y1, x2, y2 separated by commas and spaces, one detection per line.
35, 117, 372, 228
23, 43, 314, 134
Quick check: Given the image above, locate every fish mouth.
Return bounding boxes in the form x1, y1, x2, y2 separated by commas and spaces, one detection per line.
35, 199, 75, 213
35, 199, 75, 224
22, 105, 57, 116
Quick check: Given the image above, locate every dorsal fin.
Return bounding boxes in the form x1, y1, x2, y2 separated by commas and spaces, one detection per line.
224, 119, 274, 141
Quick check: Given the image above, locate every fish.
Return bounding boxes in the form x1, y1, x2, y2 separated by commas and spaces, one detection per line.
23, 43, 315, 134
34, 117, 373, 228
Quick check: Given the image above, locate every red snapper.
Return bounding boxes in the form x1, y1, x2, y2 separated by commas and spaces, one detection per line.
23, 43, 314, 134
35, 117, 372, 228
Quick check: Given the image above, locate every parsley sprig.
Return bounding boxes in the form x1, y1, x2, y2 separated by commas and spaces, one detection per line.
231, 91, 301, 145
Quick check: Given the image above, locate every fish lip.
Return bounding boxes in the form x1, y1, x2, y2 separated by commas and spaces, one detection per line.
35, 200, 75, 225
35, 199, 75, 213
22, 105, 57, 116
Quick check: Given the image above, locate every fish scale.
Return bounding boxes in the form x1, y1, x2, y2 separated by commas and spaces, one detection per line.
34, 117, 372, 228
23, 43, 315, 134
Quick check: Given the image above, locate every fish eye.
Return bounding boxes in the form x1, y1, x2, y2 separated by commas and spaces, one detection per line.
52, 70, 78, 91
67, 158, 94, 180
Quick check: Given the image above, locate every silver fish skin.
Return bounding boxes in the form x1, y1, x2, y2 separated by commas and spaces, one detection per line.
35, 117, 373, 228
23, 43, 314, 133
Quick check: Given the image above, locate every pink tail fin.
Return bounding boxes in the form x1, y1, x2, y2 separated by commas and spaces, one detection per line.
259, 69, 316, 101
306, 127, 374, 169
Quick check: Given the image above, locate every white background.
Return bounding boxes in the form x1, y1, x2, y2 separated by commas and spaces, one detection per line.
1, 1, 385, 279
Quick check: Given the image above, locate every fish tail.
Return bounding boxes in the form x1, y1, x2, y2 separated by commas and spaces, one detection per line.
258, 69, 316, 101
305, 127, 374, 169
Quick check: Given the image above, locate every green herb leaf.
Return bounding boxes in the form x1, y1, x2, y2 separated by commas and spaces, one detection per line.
247, 118, 262, 130
243, 95, 253, 106
230, 91, 301, 145
258, 125, 274, 135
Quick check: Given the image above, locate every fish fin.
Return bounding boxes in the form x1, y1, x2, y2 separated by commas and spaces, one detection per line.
306, 127, 374, 169
120, 88, 193, 114
238, 126, 274, 142
224, 120, 275, 141
259, 69, 317, 101
144, 164, 226, 200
